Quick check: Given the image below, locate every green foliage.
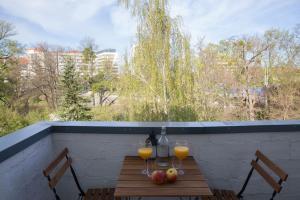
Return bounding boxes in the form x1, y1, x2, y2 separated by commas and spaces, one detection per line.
169, 106, 198, 122
0, 104, 49, 137
92, 69, 117, 106
0, 105, 28, 136
59, 58, 92, 120
118, 2, 300, 122
133, 103, 168, 121
80, 37, 97, 93
81, 46, 96, 86
119, 0, 198, 121
0, 21, 23, 106
2, 17, 300, 136
82, 47, 96, 64
134, 104, 198, 122
26, 109, 49, 123
92, 105, 128, 121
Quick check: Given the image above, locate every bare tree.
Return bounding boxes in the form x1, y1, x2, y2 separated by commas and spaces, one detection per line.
0, 20, 23, 107
232, 37, 269, 120
30, 43, 60, 110
269, 67, 299, 120
0, 20, 17, 66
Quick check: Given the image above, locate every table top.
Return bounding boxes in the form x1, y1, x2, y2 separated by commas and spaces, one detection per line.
114, 156, 213, 197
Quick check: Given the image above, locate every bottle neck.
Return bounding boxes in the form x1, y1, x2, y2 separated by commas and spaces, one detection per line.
161, 127, 166, 135
159, 132, 168, 143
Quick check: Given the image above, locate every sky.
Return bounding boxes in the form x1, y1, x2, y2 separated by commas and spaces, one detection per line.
0, 0, 299, 53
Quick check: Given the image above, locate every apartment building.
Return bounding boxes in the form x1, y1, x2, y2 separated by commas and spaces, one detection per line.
95, 49, 119, 74
22, 48, 119, 77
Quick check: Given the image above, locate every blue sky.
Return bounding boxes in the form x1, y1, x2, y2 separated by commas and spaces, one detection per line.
0, 0, 299, 53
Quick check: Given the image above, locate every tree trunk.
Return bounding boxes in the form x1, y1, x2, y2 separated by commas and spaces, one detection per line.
248, 92, 255, 120
162, 60, 168, 116
92, 92, 95, 106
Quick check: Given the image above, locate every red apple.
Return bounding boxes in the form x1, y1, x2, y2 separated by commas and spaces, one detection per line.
166, 168, 178, 183
151, 170, 166, 185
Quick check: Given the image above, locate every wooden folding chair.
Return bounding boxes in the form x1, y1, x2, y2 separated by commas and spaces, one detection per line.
43, 147, 114, 200
202, 150, 288, 200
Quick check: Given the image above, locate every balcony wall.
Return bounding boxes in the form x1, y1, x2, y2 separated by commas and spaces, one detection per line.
1, 121, 300, 200
0, 134, 54, 199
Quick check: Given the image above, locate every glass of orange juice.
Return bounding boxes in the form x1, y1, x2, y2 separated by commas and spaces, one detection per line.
174, 140, 189, 175
137, 141, 153, 176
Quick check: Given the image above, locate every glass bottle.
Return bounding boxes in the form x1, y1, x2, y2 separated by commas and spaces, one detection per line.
157, 126, 169, 167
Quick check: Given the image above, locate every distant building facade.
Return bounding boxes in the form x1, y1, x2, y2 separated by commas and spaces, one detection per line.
22, 48, 119, 77
95, 49, 119, 74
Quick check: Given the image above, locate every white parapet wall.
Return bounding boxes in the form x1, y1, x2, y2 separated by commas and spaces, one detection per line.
0, 121, 300, 200
52, 132, 300, 200
0, 135, 54, 200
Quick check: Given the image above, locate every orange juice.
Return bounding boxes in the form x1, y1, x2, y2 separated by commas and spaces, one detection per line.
174, 146, 189, 160
138, 147, 153, 160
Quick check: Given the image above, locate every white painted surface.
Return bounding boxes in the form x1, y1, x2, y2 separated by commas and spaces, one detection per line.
0, 135, 54, 200
1, 132, 299, 200
52, 132, 300, 200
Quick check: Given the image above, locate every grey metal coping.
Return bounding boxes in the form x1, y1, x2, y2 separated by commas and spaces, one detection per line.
1, 120, 300, 163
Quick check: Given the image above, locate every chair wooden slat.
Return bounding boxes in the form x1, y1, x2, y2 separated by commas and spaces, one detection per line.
251, 160, 281, 193
255, 150, 288, 181
210, 150, 288, 200
44, 148, 114, 200
43, 148, 68, 176
49, 158, 72, 189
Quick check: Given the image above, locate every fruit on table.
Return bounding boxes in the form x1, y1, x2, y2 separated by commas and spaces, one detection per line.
166, 168, 178, 183
151, 170, 166, 184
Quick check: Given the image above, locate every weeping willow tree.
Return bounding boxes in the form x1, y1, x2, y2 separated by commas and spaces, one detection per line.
119, 0, 196, 121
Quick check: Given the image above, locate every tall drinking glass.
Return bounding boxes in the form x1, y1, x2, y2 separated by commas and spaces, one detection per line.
174, 140, 189, 175
137, 141, 153, 176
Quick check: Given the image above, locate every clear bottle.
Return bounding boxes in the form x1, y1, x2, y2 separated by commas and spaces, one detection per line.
157, 126, 169, 167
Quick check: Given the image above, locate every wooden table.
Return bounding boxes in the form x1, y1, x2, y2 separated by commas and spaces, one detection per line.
114, 156, 214, 199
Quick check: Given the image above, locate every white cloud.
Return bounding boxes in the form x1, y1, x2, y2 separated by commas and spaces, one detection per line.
0, 0, 139, 51
110, 6, 137, 37
0, 0, 115, 35
169, 0, 300, 45
0, 0, 298, 52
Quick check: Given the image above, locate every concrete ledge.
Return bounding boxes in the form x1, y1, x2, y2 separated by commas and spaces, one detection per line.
0, 121, 52, 162
51, 120, 300, 134
1, 120, 300, 163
